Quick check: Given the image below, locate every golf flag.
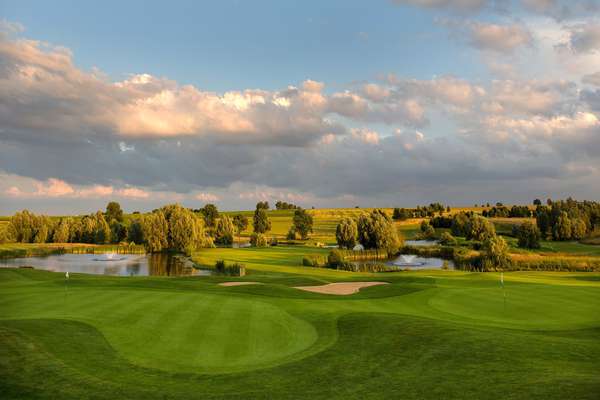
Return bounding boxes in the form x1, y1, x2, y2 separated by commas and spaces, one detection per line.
500, 272, 504, 287
65, 271, 69, 279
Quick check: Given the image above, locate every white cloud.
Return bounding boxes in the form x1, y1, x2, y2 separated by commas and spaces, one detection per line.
195, 192, 220, 202
467, 22, 533, 52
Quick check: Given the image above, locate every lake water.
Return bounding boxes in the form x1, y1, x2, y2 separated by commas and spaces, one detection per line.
0, 253, 211, 277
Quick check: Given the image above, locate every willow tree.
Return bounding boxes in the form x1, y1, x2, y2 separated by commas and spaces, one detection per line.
336, 218, 357, 249
214, 215, 235, 245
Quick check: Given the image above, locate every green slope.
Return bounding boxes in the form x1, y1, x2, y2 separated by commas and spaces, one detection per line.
0, 268, 599, 399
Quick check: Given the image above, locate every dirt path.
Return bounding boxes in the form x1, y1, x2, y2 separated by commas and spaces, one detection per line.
293, 281, 388, 295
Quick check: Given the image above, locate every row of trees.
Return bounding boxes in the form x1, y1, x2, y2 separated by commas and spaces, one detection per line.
7, 208, 125, 245
336, 210, 401, 253
482, 205, 531, 218
275, 201, 298, 210
392, 203, 450, 220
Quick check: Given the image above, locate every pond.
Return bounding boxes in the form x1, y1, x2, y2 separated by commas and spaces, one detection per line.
0, 253, 212, 277
351, 254, 453, 271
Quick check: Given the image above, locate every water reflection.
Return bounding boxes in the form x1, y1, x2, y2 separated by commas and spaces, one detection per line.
0, 253, 211, 277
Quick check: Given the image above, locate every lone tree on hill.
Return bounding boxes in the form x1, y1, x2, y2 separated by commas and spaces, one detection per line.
253, 207, 271, 234
292, 208, 313, 239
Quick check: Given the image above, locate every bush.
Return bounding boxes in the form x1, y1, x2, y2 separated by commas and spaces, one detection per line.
214, 260, 246, 276
327, 249, 343, 268
302, 255, 325, 267
250, 233, 268, 247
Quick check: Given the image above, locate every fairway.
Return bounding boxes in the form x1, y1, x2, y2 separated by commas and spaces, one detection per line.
1, 267, 599, 399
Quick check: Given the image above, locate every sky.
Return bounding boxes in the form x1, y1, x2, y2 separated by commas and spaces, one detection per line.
0, 0, 599, 214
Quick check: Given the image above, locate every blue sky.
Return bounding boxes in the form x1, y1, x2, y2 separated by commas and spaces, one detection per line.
1, 0, 485, 90
0, 0, 599, 213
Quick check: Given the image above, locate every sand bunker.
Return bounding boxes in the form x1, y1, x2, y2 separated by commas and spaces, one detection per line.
218, 281, 262, 287
293, 281, 388, 295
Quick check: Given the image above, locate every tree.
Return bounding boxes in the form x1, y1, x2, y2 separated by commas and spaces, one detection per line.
466, 216, 495, 242
110, 220, 128, 243
533, 199, 542, 206
336, 218, 358, 249
392, 208, 411, 221
516, 221, 541, 249
536, 206, 551, 237
141, 212, 169, 252
105, 201, 124, 222
418, 220, 435, 239
286, 227, 297, 240
232, 214, 249, 242
451, 212, 470, 237
52, 218, 72, 243
127, 218, 144, 244
571, 218, 587, 240
167, 205, 206, 253
256, 201, 270, 210
200, 204, 219, 229
7, 210, 33, 242
357, 210, 401, 253
292, 208, 313, 239
553, 211, 572, 241
94, 211, 111, 244
482, 235, 510, 270
214, 215, 234, 245
253, 208, 271, 234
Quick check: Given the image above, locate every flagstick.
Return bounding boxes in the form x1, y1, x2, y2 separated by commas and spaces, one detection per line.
501, 271, 506, 312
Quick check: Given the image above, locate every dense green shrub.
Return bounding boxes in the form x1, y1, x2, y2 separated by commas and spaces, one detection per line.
250, 232, 268, 247
214, 260, 246, 276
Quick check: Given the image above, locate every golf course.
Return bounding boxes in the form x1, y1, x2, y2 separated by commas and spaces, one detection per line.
1, 258, 599, 399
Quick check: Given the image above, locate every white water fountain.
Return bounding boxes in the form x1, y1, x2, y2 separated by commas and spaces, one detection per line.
391, 254, 426, 267
93, 252, 126, 262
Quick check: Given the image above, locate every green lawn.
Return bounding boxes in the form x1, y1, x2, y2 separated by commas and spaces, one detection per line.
1, 257, 599, 398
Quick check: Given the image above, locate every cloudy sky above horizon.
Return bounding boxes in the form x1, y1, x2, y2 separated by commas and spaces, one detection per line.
1, 0, 599, 214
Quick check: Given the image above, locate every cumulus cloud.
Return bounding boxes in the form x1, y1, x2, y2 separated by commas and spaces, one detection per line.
467, 22, 533, 52
2, 175, 152, 200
